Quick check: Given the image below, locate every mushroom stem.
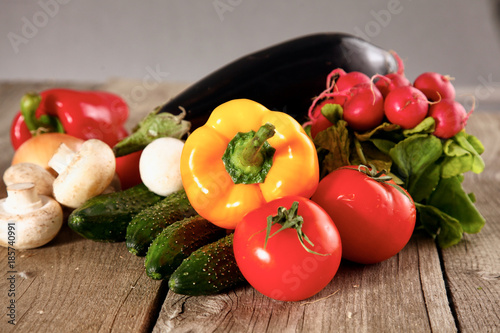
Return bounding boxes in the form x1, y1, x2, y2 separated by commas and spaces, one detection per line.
48, 143, 77, 175
4, 183, 43, 214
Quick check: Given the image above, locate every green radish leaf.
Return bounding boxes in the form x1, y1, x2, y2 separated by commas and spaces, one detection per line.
415, 203, 464, 248
402, 117, 435, 136
354, 122, 400, 142
428, 175, 485, 234
441, 131, 485, 178
314, 119, 350, 176
321, 103, 343, 124
388, 134, 443, 197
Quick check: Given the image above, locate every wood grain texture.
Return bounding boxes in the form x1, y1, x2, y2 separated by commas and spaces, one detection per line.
440, 113, 500, 333
0, 81, 498, 332
0, 224, 165, 332
154, 234, 457, 333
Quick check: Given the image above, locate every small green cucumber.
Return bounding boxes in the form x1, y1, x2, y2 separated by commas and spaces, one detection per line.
168, 234, 246, 296
126, 189, 197, 256
145, 215, 227, 280
68, 184, 163, 242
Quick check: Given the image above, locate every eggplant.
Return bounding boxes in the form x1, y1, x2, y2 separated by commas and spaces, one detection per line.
159, 32, 398, 128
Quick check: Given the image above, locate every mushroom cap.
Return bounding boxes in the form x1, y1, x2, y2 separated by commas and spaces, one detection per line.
0, 183, 63, 250
3, 162, 55, 197
52, 139, 116, 208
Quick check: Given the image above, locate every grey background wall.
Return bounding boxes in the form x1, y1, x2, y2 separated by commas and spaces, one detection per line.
1, 0, 500, 105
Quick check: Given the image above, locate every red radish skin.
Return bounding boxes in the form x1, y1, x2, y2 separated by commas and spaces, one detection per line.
374, 73, 411, 97
308, 93, 347, 121
310, 113, 334, 139
325, 68, 347, 90
342, 83, 384, 132
428, 99, 469, 139
389, 50, 405, 75
384, 86, 429, 129
335, 71, 371, 92
414, 72, 456, 101
307, 68, 348, 122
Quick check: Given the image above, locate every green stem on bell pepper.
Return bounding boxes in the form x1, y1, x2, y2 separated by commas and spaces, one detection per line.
222, 123, 276, 185
20, 93, 64, 135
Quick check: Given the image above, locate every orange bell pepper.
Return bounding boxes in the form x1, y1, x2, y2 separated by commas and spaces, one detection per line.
180, 99, 319, 229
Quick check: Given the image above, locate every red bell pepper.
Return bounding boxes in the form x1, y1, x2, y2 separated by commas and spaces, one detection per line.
10, 88, 129, 150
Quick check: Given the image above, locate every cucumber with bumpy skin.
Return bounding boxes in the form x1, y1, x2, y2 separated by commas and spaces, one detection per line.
126, 189, 197, 256
68, 184, 163, 242
168, 234, 246, 296
145, 215, 227, 280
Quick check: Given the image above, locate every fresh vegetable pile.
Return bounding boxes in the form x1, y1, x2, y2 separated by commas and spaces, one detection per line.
306, 57, 485, 249
0, 33, 486, 304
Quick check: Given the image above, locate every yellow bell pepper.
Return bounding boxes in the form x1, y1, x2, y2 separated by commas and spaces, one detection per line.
180, 99, 319, 229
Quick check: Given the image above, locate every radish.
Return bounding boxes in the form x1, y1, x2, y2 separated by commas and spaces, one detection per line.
428, 99, 470, 139
325, 68, 347, 90
390, 50, 406, 75
413, 72, 456, 101
374, 73, 411, 97
384, 86, 429, 129
310, 112, 334, 139
342, 83, 384, 132
307, 68, 349, 122
335, 71, 371, 92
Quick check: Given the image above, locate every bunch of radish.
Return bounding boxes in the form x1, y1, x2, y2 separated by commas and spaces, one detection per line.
308, 55, 472, 139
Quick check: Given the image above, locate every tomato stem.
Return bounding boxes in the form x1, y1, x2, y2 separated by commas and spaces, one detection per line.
349, 165, 413, 201
262, 201, 330, 256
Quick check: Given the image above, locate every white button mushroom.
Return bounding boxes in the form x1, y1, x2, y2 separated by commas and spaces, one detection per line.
139, 137, 185, 196
3, 162, 55, 197
0, 182, 63, 249
48, 139, 116, 208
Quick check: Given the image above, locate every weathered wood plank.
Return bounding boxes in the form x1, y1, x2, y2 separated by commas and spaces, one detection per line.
0, 225, 164, 332
0, 80, 186, 332
441, 113, 500, 332
154, 232, 456, 333
415, 234, 458, 332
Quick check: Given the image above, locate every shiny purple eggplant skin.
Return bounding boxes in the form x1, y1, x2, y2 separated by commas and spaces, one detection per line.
159, 33, 398, 128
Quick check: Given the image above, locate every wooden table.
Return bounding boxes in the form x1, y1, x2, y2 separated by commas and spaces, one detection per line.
0, 80, 499, 333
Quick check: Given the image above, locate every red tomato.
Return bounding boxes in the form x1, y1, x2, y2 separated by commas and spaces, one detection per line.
311, 166, 416, 264
115, 150, 143, 189
233, 196, 342, 302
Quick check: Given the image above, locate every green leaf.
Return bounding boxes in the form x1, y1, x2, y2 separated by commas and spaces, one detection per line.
441, 141, 471, 178
460, 133, 485, 173
441, 132, 485, 178
370, 138, 397, 155
411, 161, 441, 202
402, 117, 435, 136
321, 103, 343, 124
428, 176, 486, 234
350, 140, 392, 175
314, 120, 350, 176
354, 122, 400, 142
388, 134, 443, 198
415, 203, 464, 248
466, 132, 485, 155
